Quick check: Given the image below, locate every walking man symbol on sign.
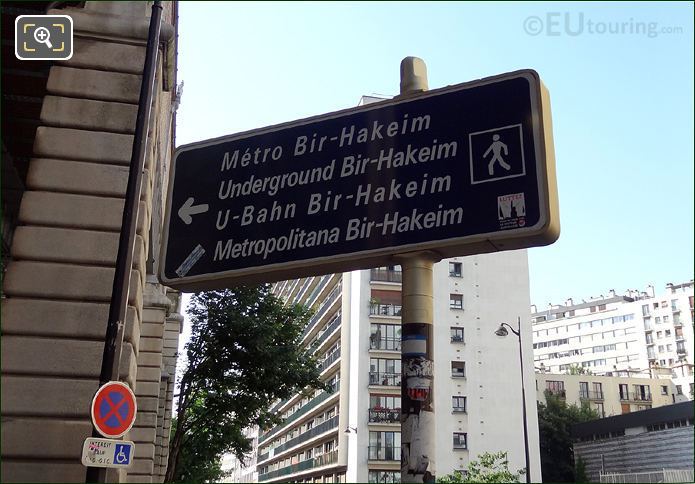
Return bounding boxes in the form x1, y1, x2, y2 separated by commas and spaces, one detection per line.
469, 124, 526, 185
483, 134, 511, 175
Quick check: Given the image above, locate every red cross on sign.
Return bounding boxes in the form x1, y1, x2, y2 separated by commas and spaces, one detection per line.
91, 381, 137, 438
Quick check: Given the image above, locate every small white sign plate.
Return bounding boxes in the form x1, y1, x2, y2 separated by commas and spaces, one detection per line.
81, 437, 134, 468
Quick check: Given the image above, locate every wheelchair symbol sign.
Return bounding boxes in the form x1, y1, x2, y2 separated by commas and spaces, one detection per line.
81, 438, 135, 468
114, 443, 131, 465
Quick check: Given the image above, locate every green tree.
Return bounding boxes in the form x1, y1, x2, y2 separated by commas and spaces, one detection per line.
537, 391, 599, 483
437, 451, 525, 483
566, 364, 591, 375
165, 286, 327, 482
574, 455, 588, 483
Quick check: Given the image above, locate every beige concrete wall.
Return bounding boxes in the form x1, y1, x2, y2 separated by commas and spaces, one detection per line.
535, 373, 677, 417
1, 2, 181, 482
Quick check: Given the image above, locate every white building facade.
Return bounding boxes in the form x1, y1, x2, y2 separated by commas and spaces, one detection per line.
254, 250, 542, 483
531, 281, 694, 400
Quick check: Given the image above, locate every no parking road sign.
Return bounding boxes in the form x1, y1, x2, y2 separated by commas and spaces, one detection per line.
91, 381, 137, 438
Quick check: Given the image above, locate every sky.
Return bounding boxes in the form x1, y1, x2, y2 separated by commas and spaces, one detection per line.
175, 1, 694, 308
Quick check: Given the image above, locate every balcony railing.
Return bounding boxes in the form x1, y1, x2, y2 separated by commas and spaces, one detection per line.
677, 347, 688, 355
368, 445, 401, 461
547, 389, 566, 398
319, 348, 341, 372
312, 316, 342, 351
370, 337, 401, 351
370, 304, 402, 317
259, 389, 336, 445
369, 408, 401, 423
272, 415, 339, 455
579, 391, 604, 400
371, 269, 402, 283
633, 393, 652, 402
619, 392, 631, 401
302, 284, 341, 340
451, 335, 464, 343
258, 450, 338, 481
369, 372, 402, 386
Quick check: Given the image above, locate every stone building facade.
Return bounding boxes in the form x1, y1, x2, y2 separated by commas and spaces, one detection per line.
1, 2, 182, 482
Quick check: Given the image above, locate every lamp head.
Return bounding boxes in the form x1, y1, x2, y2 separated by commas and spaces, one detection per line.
494, 324, 509, 337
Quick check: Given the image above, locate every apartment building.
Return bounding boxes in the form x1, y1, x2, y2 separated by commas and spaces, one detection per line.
531, 281, 694, 399
535, 373, 680, 417
254, 250, 542, 483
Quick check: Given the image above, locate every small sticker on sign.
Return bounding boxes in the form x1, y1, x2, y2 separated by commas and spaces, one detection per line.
176, 244, 205, 277
498, 193, 526, 229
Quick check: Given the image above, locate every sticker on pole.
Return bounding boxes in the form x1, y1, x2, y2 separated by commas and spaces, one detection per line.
90, 381, 137, 438
81, 437, 134, 468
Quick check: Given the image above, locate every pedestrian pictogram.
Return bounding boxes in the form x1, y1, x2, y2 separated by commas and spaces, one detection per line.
90, 381, 137, 438
469, 124, 526, 184
484, 134, 511, 175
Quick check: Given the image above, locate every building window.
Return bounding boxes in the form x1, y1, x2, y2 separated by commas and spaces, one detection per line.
450, 294, 463, 310
370, 323, 402, 351
369, 395, 401, 423
368, 431, 401, 461
661, 385, 669, 395
676, 385, 683, 395
452, 396, 467, 412
370, 358, 401, 386
579, 381, 589, 399
453, 432, 467, 449
642, 304, 650, 316
671, 299, 679, 311
546, 380, 565, 397
595, 402, 605, 418
451, 361, 466, 378
368, 471, 401, 483
449, 262, 462, 277
633, 384, 651, 401
598, 304, 606, 311
450, 327, 464, 343
619, 383, 629, 400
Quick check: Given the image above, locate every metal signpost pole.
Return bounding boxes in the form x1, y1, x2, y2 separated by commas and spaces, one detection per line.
397, 58, 440, 484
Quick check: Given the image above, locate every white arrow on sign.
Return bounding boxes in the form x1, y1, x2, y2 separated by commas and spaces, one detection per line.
178, 197, 209, 225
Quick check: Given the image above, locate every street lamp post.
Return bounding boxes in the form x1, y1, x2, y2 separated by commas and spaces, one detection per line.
495, 317, 531, 484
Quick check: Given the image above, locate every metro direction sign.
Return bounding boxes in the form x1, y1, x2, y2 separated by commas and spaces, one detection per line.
160, 70, 558, 291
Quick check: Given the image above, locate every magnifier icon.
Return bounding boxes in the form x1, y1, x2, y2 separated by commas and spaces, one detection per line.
33, 27, 53, 48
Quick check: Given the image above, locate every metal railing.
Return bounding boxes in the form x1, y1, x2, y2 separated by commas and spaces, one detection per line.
579, 390, 604, 400
600, 469, 694, 483
370, 337, 401, 351
319, 348, 341, 372
632, 392, 652, 402
259, 389, 336, 445
619, 392, 631, 401
369, 372, 401, 386
370, 304, 402, 317
547, 389, 566, 398
258, 450, 339, 482
272, 415, 339, 454
312, 316, 341, 351
450, 335, 464, 343
371, 268, 403, 283
369, 408, 400, 423
302, 284, 341, 340
368, 446, 401, 461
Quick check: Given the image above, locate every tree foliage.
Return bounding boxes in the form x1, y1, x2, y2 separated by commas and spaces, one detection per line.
574, 455, 588, 483
165, 286, 327, 482
437, 451, 525, 483
566, 364, 591, 375
537, 390, 599, 483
